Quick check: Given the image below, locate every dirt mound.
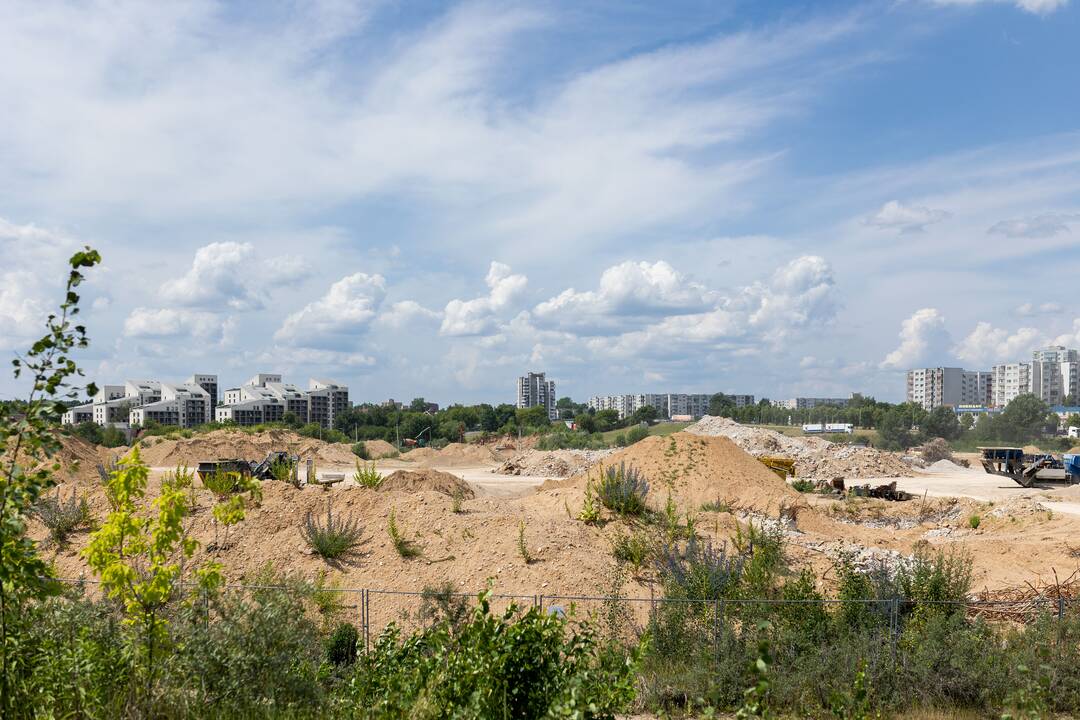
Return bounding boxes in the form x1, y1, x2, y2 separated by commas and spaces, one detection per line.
134, 428, 362, 468
686, 416, 911, 482
360, 439, 398, 458
402, 443, 501, 467
495, 449, 613, 477
540, 432, 801, 516
379, 469, 475, 498
926, 459, 982, 474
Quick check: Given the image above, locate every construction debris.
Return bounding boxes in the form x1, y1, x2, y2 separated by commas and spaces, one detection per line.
848, 481, 913, 502
686, 416, 912, 482
494, 449, 613, 477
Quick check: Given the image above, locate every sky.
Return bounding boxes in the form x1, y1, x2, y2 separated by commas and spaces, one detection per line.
1, 0, 1079, 406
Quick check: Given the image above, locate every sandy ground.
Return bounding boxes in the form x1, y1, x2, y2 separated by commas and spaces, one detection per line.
892, 467, 1080, 517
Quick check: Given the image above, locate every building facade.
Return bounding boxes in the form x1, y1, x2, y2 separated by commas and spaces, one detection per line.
61, 375, 220, 429
517, 372, 557, 420
772, 396, 853, 410
991, 362, 1032, 408
906, 368, 993, 411
216, 373, 349, 427
586, 392, 715, 420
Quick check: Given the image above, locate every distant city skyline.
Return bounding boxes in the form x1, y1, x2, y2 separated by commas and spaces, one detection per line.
2, 1, 1079, 405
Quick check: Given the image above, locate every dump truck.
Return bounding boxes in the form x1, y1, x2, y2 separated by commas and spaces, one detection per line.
977, 447, 1076, 488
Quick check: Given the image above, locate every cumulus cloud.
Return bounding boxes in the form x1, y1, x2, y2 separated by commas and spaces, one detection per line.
161, 241, 313, 310
954, 322, 1043, 366
988, 213, 1080, 239
533, 260, 714, 333
1016, 301, 1063, 317
376, 300, 442, 329
0, 217, 76, 349
440, 262, 527, 336
123, 308, 228, 342
274, 272, 387, 348
929, 0, 1069, 15
881, 308, 951, 369
865, 200, 950, 233
745, 255, 836, 339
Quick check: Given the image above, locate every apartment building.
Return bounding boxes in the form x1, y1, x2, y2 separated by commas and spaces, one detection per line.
772, 396, 852, 410
1030, 346, 1080, 405
517, 372, 557, 421
729, 394, 756, 408
991, 363, 1031, 408
587, 392, 714, 420
906, 368, 991, 411
61, 375, 220, 429
216, 373, 350, 428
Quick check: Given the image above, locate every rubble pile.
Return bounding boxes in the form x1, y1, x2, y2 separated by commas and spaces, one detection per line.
686, 416, 912, 482
494, 449, 613, 477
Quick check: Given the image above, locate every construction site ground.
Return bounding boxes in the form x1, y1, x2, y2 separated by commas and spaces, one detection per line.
27, 421, 1080, 620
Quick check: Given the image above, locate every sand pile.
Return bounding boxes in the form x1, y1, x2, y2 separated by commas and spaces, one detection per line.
541, 432, 801, 516
403, 443, 502, 467
686, 416, 911, 482
379, 469, 475, 498
360, 439, 398, 458
926, 459, 983, 474
495, 449, 613, 477
135, 429, 363, 468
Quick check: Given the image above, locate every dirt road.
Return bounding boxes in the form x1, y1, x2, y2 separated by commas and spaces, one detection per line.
893, 468, 1080, 516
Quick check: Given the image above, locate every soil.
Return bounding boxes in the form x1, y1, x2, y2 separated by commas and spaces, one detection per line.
495, 449, 613, 478
686, 416, 912, 482
400, 443, 508, 467
134, 428, 363, 468
379, 469, 475, 499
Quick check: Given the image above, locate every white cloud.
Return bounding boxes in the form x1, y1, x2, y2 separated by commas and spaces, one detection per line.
0, 217, 77, 349
881, 308, 951, 368
440, 262, 527, 336
122, 307, 228, 342
953, 322, 1043, 366
1016, 301, 1063, 316
744, 255, 837, 339
376, 300, 441, 329
160, 241, 312, 310
274, 272, 386, 348
988, 213, 1080, 239
533, 260, 714, 333
929, 0, 1069, 15
257, 347, 377, 369
864, 200, 950, 233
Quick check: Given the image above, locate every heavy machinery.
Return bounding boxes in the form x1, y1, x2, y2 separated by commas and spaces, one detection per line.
759, 456, 796, 480
977, 447, 1076, 488
197, 451, 299, 482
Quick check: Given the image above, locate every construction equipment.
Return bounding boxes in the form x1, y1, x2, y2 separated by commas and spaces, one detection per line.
849, 481, 912, 501
197, 451, 299, 482
759, 456, 796, 480
977, 447, 1073, 488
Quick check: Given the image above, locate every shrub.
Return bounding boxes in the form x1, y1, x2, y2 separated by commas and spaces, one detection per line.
598, 462, 649, 516
352, 459, 383, 489
613, 433, 627, 447
517, 520, 533, 564
451, 489, 465, 513
388, 507, 421, 558
921, 437, 955, 464
790, 479, 816, 493
625, 425, 650, 445
202, 468, 245, 498
326, 622, 359, 666
578, 479, 601, 524
34, 489, 92, 543
969, 514, 981, 530
612, 533, 651, 572
302, 497, 363, 560
269, 457, 296, 484
352, 441, 369, 460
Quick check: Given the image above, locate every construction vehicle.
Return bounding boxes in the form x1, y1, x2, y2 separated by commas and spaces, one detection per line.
759, 456, 796, 480
977, 447, 1075, 488
196, 451, 299, 482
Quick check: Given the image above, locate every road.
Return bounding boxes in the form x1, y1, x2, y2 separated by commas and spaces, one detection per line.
891, 467, 1080, 516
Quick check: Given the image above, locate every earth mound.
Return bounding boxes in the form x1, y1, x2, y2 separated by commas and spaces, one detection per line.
379, 469, 475, 498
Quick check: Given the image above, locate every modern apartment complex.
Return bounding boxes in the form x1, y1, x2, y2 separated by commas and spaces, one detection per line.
906, 345, 1080, 410
586, 392, 723, 420
771, 396, 854, 410
62, 374, 218, 429
516, 371, 557, 421
906, 368, 992, 411
216, 374, 349, 428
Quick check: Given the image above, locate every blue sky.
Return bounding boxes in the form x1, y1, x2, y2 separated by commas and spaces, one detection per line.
1, 0, 1079, 405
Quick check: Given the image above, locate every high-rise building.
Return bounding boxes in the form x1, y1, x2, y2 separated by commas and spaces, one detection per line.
991, 362, 1031, 408
216, 373, 349, 427
906, 368, 993, 411
1030, 346, 1080, 405
517, 372, 557, 420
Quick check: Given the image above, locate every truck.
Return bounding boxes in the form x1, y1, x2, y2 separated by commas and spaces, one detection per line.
825, 423, 854, 434
802, 423, 824, 434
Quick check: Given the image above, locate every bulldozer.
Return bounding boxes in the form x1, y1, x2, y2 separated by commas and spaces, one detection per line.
759, 455, 796, 480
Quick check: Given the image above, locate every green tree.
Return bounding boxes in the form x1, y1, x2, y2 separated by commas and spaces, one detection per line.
998, 394, 1051, 443
515, 405, 551, 429
922, 405, 961, 441
409, 397, 429, 413
709, 393, 735, 416
629, 405, 658, 424
593, 409, 620, 432
878, 408, 913, 450
0, 247, 100, 714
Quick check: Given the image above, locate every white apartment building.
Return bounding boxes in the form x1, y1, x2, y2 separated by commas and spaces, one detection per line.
61, 403, 94, 425
517, 372, 557, 421
772, 396, 853, 410
1030, 346, 1080, 405
587, 392, 714, 420
906, 368, 991, 411
216, 373, 349, 428
62, 375, 220, 429
991, 363, 1031, 408
129, 382, 212, 428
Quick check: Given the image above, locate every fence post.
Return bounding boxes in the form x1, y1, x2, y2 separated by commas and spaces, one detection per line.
712, 598, 720, 665
891, 598, 900, 664
363, 589, 370, 654
1059, 597, 1066, 621
538, 594, 543, 613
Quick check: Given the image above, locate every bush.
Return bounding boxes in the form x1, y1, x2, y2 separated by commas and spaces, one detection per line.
352, 459, 383, 489
597, 462, 649, 516
626, 425, 650, 445
34, 489, 92, 543
302, 497, 364, 559
326, 622, 359, 666
921, 437, 955, 464
790, 479, 816, 493
612, 532, 651, 572
352, 441, 369, 460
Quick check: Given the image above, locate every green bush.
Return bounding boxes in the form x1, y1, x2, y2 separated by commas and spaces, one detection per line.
352, 459, 383, 489
33, 489, 92, 543
790, 478, 815, 493
597, 462, 649, 516
612, 532, 651, 572
625, 425, 649, 444
302, 497, 364, 559
352, 441, 369, 460
326, 622, 359, 666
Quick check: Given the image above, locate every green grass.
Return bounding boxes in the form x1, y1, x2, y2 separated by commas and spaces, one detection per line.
599, 421, 690, 444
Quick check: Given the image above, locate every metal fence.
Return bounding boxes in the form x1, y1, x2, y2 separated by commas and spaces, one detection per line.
56, 577, 1079, 654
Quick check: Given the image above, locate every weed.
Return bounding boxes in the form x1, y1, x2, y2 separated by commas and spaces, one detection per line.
578, 478, 601, 524
517, 519, 533, 564
352, 459, 383, 489
452, 489, 465, 514
791, 479, 816, 493
597, 462, 649, 516
388, 507, 421, 558
202, 469, 245, 498
701, 499, 731, 513
311, 569, 346, 623
269, 457, 296, 484
163, 464, 198, 512
34, 489, 92, 543
326, 622, 359, 666
302, 496, 364, 560
969, 515, 981, 530
352, 441, 369, 460
612, 533, 650, 573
